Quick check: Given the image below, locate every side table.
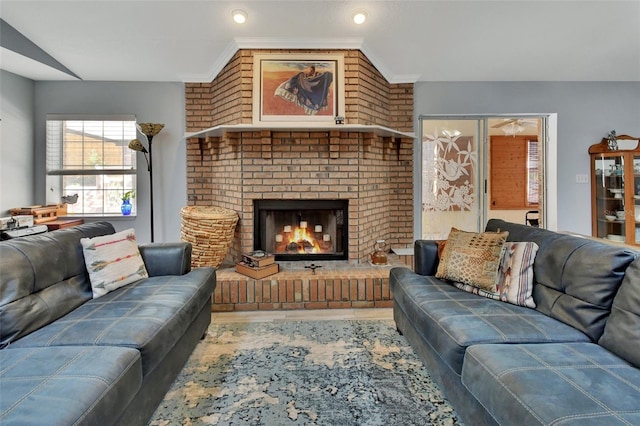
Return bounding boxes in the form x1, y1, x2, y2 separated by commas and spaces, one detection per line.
46, 218, 84, 231
391, 247, 414, 270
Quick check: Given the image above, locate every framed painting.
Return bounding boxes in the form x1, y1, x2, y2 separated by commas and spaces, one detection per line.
252, 53, 345, 124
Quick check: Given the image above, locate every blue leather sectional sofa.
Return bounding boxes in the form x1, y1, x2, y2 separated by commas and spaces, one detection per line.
0, 222, 216, 425
391, 219, 640, 425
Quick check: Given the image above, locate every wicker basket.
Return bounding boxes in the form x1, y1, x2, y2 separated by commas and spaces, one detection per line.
180, 206, 239, 268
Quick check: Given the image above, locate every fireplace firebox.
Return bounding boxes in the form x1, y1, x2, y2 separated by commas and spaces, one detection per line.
254, 199, 348, 261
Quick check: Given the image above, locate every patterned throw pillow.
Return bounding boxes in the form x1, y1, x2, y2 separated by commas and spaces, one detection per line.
500, 241, 538, 307
81, 228, 148, 298
435, 227, 508, 292
452, 241, 538, 308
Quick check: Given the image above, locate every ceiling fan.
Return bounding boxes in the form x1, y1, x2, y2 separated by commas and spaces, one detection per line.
491, 118, 539, 129
492, 118, 539, 136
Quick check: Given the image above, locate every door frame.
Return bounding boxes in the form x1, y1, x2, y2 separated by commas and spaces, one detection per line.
414, 113, 558, 240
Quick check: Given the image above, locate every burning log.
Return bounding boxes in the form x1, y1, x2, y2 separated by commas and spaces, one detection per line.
286, 242, 301, 252
285, 239, 317, 253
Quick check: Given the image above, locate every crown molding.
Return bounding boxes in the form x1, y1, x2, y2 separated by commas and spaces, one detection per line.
177, 39, 240, 83
234, 37, 364, 50
181, 37, 418, 84
387, 74, 421, 84
359, 40, 419, 84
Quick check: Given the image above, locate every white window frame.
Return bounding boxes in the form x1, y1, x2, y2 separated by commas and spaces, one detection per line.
46, 114, 137, 217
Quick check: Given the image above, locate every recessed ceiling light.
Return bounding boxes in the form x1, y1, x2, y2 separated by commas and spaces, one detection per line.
352, 10, 367, 25
232, 9, 247, 24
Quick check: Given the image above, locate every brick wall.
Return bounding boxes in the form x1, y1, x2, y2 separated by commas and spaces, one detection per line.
185, 49, 414, 264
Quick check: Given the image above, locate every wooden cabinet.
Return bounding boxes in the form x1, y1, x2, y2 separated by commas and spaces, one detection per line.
589, 134, 640, 246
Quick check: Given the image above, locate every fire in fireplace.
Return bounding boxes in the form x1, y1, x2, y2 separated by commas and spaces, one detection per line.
254, 199, 348, 261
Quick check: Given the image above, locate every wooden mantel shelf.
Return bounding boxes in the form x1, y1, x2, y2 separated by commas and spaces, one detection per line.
184, 123, 415, 140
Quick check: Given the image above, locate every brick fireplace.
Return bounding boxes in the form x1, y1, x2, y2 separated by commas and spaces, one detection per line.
254, 199, 349, 261
184, 49, 415, 310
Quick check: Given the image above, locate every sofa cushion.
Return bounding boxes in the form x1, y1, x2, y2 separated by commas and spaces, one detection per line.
462, 342, 640, 425
486, 219, 638, 341
0, 222, 115, 347
390, 267, 591, 376
11, 268, 216, 376
599, 257, 640, 368
0, 345, 141, 426
81, 228, 148, 298
435, 228, 508, 292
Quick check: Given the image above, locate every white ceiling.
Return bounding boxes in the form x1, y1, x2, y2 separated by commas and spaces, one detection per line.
1, 0, 639, 83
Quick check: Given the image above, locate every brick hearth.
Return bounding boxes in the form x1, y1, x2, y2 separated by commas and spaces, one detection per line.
212, 254, 412, 312
184, 49, 415, 310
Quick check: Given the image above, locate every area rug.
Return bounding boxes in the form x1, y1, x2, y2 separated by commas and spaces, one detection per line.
149, 319, 462, 425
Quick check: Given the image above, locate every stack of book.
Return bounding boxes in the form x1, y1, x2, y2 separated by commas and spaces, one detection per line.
235, 250, 279, 279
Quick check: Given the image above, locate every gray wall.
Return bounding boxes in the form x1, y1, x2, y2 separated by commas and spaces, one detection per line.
1, 70, 35, 214
415, 81, 640, 235
33, 81, 185, 243
4, 78, 639, 240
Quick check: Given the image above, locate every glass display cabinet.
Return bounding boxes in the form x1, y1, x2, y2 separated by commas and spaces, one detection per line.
589, 133, 640, 246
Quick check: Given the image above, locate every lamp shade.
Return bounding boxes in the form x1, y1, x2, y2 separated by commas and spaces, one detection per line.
128, 139, 148, 153
137, 123, 164, 137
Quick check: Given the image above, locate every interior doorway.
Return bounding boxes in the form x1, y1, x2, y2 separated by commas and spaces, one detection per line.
487, 117, 543, 227
416, 114, 555, 239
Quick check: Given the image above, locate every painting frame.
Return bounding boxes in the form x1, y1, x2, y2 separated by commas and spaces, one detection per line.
252, 53, 345, 124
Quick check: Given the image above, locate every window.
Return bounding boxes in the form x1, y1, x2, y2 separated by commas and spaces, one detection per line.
527, 139, 539, 205
489, 135, 539, 209
46, 115, 137, 216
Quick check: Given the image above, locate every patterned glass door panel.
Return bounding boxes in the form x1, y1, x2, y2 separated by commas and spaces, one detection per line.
420, 118, 485, 239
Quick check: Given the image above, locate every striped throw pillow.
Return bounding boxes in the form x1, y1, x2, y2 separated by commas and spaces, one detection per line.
81, 228, 148, 298
453, 241, 538, 308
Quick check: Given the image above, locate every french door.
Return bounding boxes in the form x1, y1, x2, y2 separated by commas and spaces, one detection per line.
417, 114, 551, 240
417, 117, 486, 239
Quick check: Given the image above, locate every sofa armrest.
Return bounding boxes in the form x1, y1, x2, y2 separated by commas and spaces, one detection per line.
414, 240, 440, 276
138, 242, 192, 276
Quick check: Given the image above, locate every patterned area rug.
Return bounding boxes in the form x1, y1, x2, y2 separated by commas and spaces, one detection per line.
149, 319, 462, 425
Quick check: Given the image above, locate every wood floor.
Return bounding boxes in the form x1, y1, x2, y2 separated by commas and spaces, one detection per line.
211, 307, 393, 323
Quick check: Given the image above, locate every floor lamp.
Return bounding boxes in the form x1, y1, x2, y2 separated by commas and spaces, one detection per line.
128, 123, 164, 242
